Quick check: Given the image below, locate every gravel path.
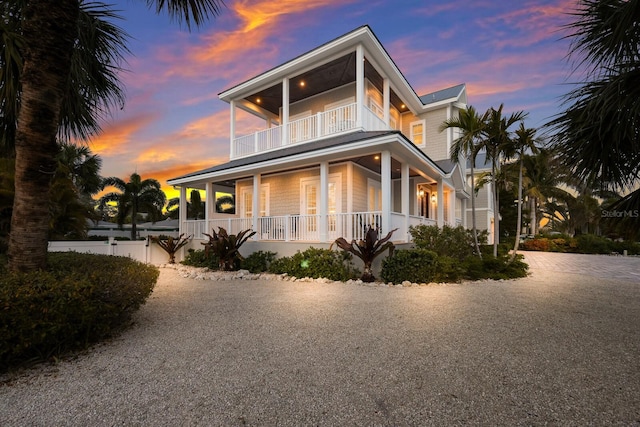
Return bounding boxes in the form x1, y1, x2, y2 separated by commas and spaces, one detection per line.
1, 253, 640, 425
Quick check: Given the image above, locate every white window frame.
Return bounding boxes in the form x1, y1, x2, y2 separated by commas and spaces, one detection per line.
410, 119, 426, 146
240, 184, 269, 218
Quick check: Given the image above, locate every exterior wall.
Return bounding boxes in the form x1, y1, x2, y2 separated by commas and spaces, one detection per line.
236, 164, 349, 217
289, 83, 355, 118
48, 239, 176, 265
352, 163, 381, 212
422, 108, 448, 160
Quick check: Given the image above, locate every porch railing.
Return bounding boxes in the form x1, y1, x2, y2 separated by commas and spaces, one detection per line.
231, 103, 389, 159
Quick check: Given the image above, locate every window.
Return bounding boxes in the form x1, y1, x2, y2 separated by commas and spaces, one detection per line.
300, 175, 342, 234
410, 120, 426, 146
240, 184, 269, 218
368, 179, 381, 212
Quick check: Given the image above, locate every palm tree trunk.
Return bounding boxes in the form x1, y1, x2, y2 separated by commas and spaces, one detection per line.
530, 197, 537, 236
470, 164, 482, 259
8, 0, 79, 272
511, 158, 524, 262
492, 158, 499, 257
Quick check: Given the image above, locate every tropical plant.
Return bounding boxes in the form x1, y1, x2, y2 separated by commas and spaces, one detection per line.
202, 227, 256, 271
440, 105, 489, 259
505, 123, 539, 260
479, 104, 527, 257
5, 0, 224, 272
150, 234, 192, 263
548, 0, 640, 238
99, 173, 167, 240
332, 227, 396, 282
409, 224, 487, 260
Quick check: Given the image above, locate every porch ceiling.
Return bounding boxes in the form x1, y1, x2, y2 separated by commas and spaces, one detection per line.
245, 52, 407, 116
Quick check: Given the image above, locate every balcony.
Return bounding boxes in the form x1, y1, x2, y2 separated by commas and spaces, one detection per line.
231, 103, 389, 159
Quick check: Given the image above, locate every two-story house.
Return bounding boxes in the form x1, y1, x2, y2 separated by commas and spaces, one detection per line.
167, 25, 494, 255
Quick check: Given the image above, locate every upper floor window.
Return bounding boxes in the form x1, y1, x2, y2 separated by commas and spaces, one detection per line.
410, 120, 426, 146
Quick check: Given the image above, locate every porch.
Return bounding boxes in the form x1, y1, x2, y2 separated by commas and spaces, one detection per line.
183, 211, 438, 243
232, 103, 388, 159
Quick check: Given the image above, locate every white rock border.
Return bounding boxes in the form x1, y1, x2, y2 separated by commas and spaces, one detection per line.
158, 263, 466, 287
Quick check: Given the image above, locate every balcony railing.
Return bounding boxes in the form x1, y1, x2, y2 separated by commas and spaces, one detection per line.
231, 103, 389, 159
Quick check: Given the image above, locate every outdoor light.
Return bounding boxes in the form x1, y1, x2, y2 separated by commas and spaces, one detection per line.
299, 81, 306, 87
256, 98, 261, 104
417, 189, 425, 197
431, 194, 437, 203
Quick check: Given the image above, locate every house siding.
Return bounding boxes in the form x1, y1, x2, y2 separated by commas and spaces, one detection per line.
423, 108, 448, 160
289, 84, 355, 118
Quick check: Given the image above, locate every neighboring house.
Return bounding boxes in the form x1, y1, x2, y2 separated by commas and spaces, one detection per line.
168, 25, 494, 254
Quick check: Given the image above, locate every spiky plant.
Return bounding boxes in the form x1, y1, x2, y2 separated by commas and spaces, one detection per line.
202, 227, 256, 271
332, 227, 397, 282
150, 234, 192, 264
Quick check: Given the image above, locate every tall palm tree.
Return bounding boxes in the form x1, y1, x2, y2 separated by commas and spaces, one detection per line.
7, 0, 224, 272
99, 173, 167, 240
507, 123, 539, 260
549, 0, 640, 237
480, 104, 527, 257
166, 189, 205, 219
440, 105, 489, 258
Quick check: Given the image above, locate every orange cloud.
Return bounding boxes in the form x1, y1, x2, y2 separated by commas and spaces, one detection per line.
87, 112, 159, 156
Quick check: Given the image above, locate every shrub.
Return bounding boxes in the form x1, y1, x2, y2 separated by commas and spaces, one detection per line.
241, 250, 277, 273
575, 234, 613, 254
410, 224, 487, 260
381, 249, 438, 284
0, 253, 158, 372
268, 247, 358, 281
520, 237, 551, 252
181, 248, 219, 270
462, 254, 529, 280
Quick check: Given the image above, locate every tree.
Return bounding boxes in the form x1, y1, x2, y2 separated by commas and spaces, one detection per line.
166, 189, 206, 219
480, 104, 526, 256
6, 0, 224, 272
549, 0, 640, 237
506, 123, 539, 261
440, 105, 489, 259
99, 173, 167, 240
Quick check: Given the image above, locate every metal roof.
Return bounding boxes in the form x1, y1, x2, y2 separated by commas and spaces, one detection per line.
420, 83, 466, 105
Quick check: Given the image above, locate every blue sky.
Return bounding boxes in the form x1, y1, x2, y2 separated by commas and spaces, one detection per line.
95, 0, 578, 198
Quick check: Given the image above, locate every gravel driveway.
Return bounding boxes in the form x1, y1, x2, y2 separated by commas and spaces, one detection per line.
1, 253, 639, 425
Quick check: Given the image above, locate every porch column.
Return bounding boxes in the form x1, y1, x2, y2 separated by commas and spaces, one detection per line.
282, 77, 289, 146
449, 187, 456, 226
230, 100, 236, 158
179, 186, 187, 235
401, 162, 410, 242
319, 161, 328, 242
437, 179, 444, 227
205, 182, 214, 229
252, 174, 261, 240
383, 77, 390, 127
356, 44, 364, 128
381, 151, 391, 234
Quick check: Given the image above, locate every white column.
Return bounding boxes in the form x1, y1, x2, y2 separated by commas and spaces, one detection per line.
319, 162, 328, 242
282, 77, 289, 146
381, 151, 391, 234
462, 198, 468, 228
401, 162, 410, 242
356, 44, 365, 129
230, 100, 236, 158
252, 174, 261, 240
437, 179, 444, 227
205, 182, 214, 229
383, 77, 390, 127
179, 186, 187, 234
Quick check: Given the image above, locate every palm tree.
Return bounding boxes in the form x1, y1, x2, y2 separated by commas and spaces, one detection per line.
6, 0, 224, 272
549, 0, 640, 237
440, 105, 489, 258
166, 189, 205, 219
506, 123, 539, 260
480, 104, 527, 257
99, 173, 167, 240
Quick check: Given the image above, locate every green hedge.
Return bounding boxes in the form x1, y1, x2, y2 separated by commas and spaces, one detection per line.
0, 253, 158, 372
268, 247, 359, 281
381, 249, 439, 284
521, 234, 640, 255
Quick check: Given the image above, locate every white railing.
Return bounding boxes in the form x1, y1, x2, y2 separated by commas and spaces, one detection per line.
231, 103, 383, 159
184, 220, 208, 240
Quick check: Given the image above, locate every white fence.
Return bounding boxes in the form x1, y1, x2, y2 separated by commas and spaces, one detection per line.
48, 238, 181, 265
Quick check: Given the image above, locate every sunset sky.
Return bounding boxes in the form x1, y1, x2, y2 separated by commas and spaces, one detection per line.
93, 0, 580, 200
